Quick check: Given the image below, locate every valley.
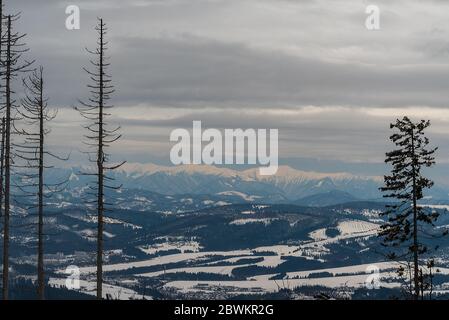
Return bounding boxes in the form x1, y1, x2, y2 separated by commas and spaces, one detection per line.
6, 164, 449, 299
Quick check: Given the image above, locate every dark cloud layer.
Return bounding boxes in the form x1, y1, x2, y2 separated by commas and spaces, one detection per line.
8, 0, 449, 109
5, 0, 449, 177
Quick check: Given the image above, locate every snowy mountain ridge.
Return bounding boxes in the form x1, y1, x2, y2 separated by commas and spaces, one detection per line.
109, 163, 384, 200
46, 163, 448, 201
119, 162, 382, 182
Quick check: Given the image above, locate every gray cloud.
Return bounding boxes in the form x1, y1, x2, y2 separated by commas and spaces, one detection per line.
6, 0, 449, 177
8, 0, 449, 109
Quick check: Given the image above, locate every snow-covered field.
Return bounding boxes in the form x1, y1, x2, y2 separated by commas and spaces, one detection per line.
139, 240, 203, 255
337, 220, 379, 236
52, 211, 449, 299
229, 218, 279, 226
49, 278, 147, 300
62, 218, 392, 298
163, 269, 400, 295
73, 250, 254, 274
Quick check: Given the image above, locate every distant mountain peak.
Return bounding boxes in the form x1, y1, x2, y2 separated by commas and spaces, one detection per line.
120, 162, 240, 177
62, 162, 384, 200
120, 162, 381, 182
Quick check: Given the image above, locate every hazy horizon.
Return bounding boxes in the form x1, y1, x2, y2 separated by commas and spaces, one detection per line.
9, 0, 449, 185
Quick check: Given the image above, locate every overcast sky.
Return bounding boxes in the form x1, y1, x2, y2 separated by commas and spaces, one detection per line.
9, 0, 449, 180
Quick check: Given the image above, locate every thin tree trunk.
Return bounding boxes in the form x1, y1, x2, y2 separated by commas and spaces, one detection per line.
0, 118, 5, 220
96, 19, 104, 300
78, 18, 122, 300
2, 16, 11, 301
429, 266, 433, 300
0, 2, 3, 221
420, 269, 424, 300
0, 2, 3, 301
37, 73, 45, 300
410, 128, 419, 300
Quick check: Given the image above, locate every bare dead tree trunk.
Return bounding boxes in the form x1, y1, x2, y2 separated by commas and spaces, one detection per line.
410, 129, 420, 300
76, 18, 124, 300
37, 70, 45, 300
0, 120, 3, 297
17, 66, 64, 300
1, 14, 33, 300
0, 0, 4, 299
96, 20, 104, 298
2, 16, 11, 300
0, 118, 4, 220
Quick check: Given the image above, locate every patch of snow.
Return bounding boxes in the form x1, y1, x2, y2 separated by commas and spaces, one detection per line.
139, 241, 203, 255
229, 218, 278, 226
337, 220, 379, 236
309, 228, 328, 241
217, 191, 261, 201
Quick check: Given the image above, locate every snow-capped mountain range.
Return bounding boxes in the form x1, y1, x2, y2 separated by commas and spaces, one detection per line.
41, 162, 449, 202
49, 163, 384, 201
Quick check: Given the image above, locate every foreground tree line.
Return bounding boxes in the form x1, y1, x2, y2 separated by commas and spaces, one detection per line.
0, 1, 124, 300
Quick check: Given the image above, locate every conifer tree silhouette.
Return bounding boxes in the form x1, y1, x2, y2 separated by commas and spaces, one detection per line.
380, 117, 446, 299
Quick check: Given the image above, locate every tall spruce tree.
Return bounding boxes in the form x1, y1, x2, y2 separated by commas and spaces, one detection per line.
380, 116, 444, 299
76, 18, 124, 300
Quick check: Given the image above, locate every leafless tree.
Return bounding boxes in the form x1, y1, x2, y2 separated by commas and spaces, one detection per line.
13, 66, 67, 299
0, 118, 5, 218
0, 13, 34, 300
75, 18, 125, 300
0, 0, 4, 300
